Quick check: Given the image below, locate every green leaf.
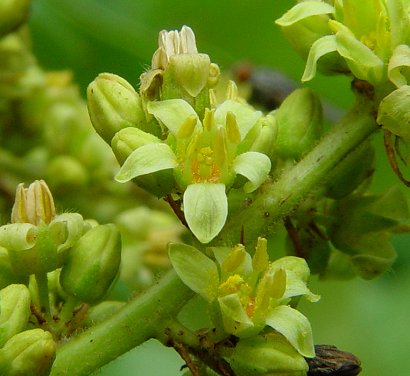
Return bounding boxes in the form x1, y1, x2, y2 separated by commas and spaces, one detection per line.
147, 99, 200, 136
183, 183, 228, 243
388, 44, 410, 88
168, 243, 219, 301
115, 143, 177, 183
302, 35, 338, 82
265, 305, 315, 358
233, 152, 271, 193
335, 29, 385, 85
275, 1, 334, 27
214, 100, 262, 140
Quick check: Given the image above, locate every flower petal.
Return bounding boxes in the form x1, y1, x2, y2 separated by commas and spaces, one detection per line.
233, 152, 271, 193
388, 44, 410, 88
302, 35, 338, 82
214, 100, 262, 140
115, 143, 177, 183
183, 183, 227, 243
275, 1, 334, 27
218, 293, 254, 335
335, 29, 384, 85
147, 99, 200, 136
168, 243, 219, 302
265, 305, 315, 358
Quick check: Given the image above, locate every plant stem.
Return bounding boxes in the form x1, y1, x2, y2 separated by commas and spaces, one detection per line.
35, 273, 51, 321
216, 99, 379, 245
50, 270, 195, 376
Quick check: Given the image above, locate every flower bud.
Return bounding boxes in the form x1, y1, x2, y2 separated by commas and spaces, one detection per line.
0, 329, 56, 376
0, 284, 31, 347
87, 73, 148, 144
227, 333, 308, 376
11, 180, 56, 226
274, 88, 323, 159
111, 127, 162, 164
60, 224, 121, 304
0, 0, 30, 37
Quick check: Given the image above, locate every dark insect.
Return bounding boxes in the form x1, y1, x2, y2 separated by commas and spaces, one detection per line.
307, 345, 362, 376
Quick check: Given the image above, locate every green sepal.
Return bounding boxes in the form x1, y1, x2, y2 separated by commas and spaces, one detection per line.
183, 183, 228, 243
168, 243, 219, 302
265, 305, 315, 358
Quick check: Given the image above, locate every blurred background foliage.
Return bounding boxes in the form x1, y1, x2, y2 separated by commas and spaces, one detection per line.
27, 0, 410, 375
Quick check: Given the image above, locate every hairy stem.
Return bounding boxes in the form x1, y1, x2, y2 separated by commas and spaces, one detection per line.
50, 270, 194, 376
215, 99, 378, 245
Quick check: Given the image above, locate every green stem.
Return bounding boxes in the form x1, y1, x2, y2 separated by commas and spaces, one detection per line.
215, 99, 379, 245
50, 270, 195, 376
35, 273, 51, 321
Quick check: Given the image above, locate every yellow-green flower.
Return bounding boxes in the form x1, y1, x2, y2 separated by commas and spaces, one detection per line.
169, 239, 319, 357
277, 0, 410, 88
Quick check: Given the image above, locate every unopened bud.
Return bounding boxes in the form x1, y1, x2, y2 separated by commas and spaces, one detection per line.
275, 88, 323, 159
60, 224, 121, 304
0, 0, 30, 37
87, 73, 147, 144
0, 329, 56, 376
11, 180, 56, 225
227, 333, 308, 376
0, 284, 31, 347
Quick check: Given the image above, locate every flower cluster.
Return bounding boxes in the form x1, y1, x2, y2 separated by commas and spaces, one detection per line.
276, 0, 410, 89
169, 238, 319, 358
88, 26, 274, 243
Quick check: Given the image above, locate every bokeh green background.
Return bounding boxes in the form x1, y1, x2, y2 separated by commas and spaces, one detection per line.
28, 1, 410, 375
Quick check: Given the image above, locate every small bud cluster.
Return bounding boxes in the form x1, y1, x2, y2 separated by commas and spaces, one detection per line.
0, 181, 122, 374
87, 26, 328, 244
